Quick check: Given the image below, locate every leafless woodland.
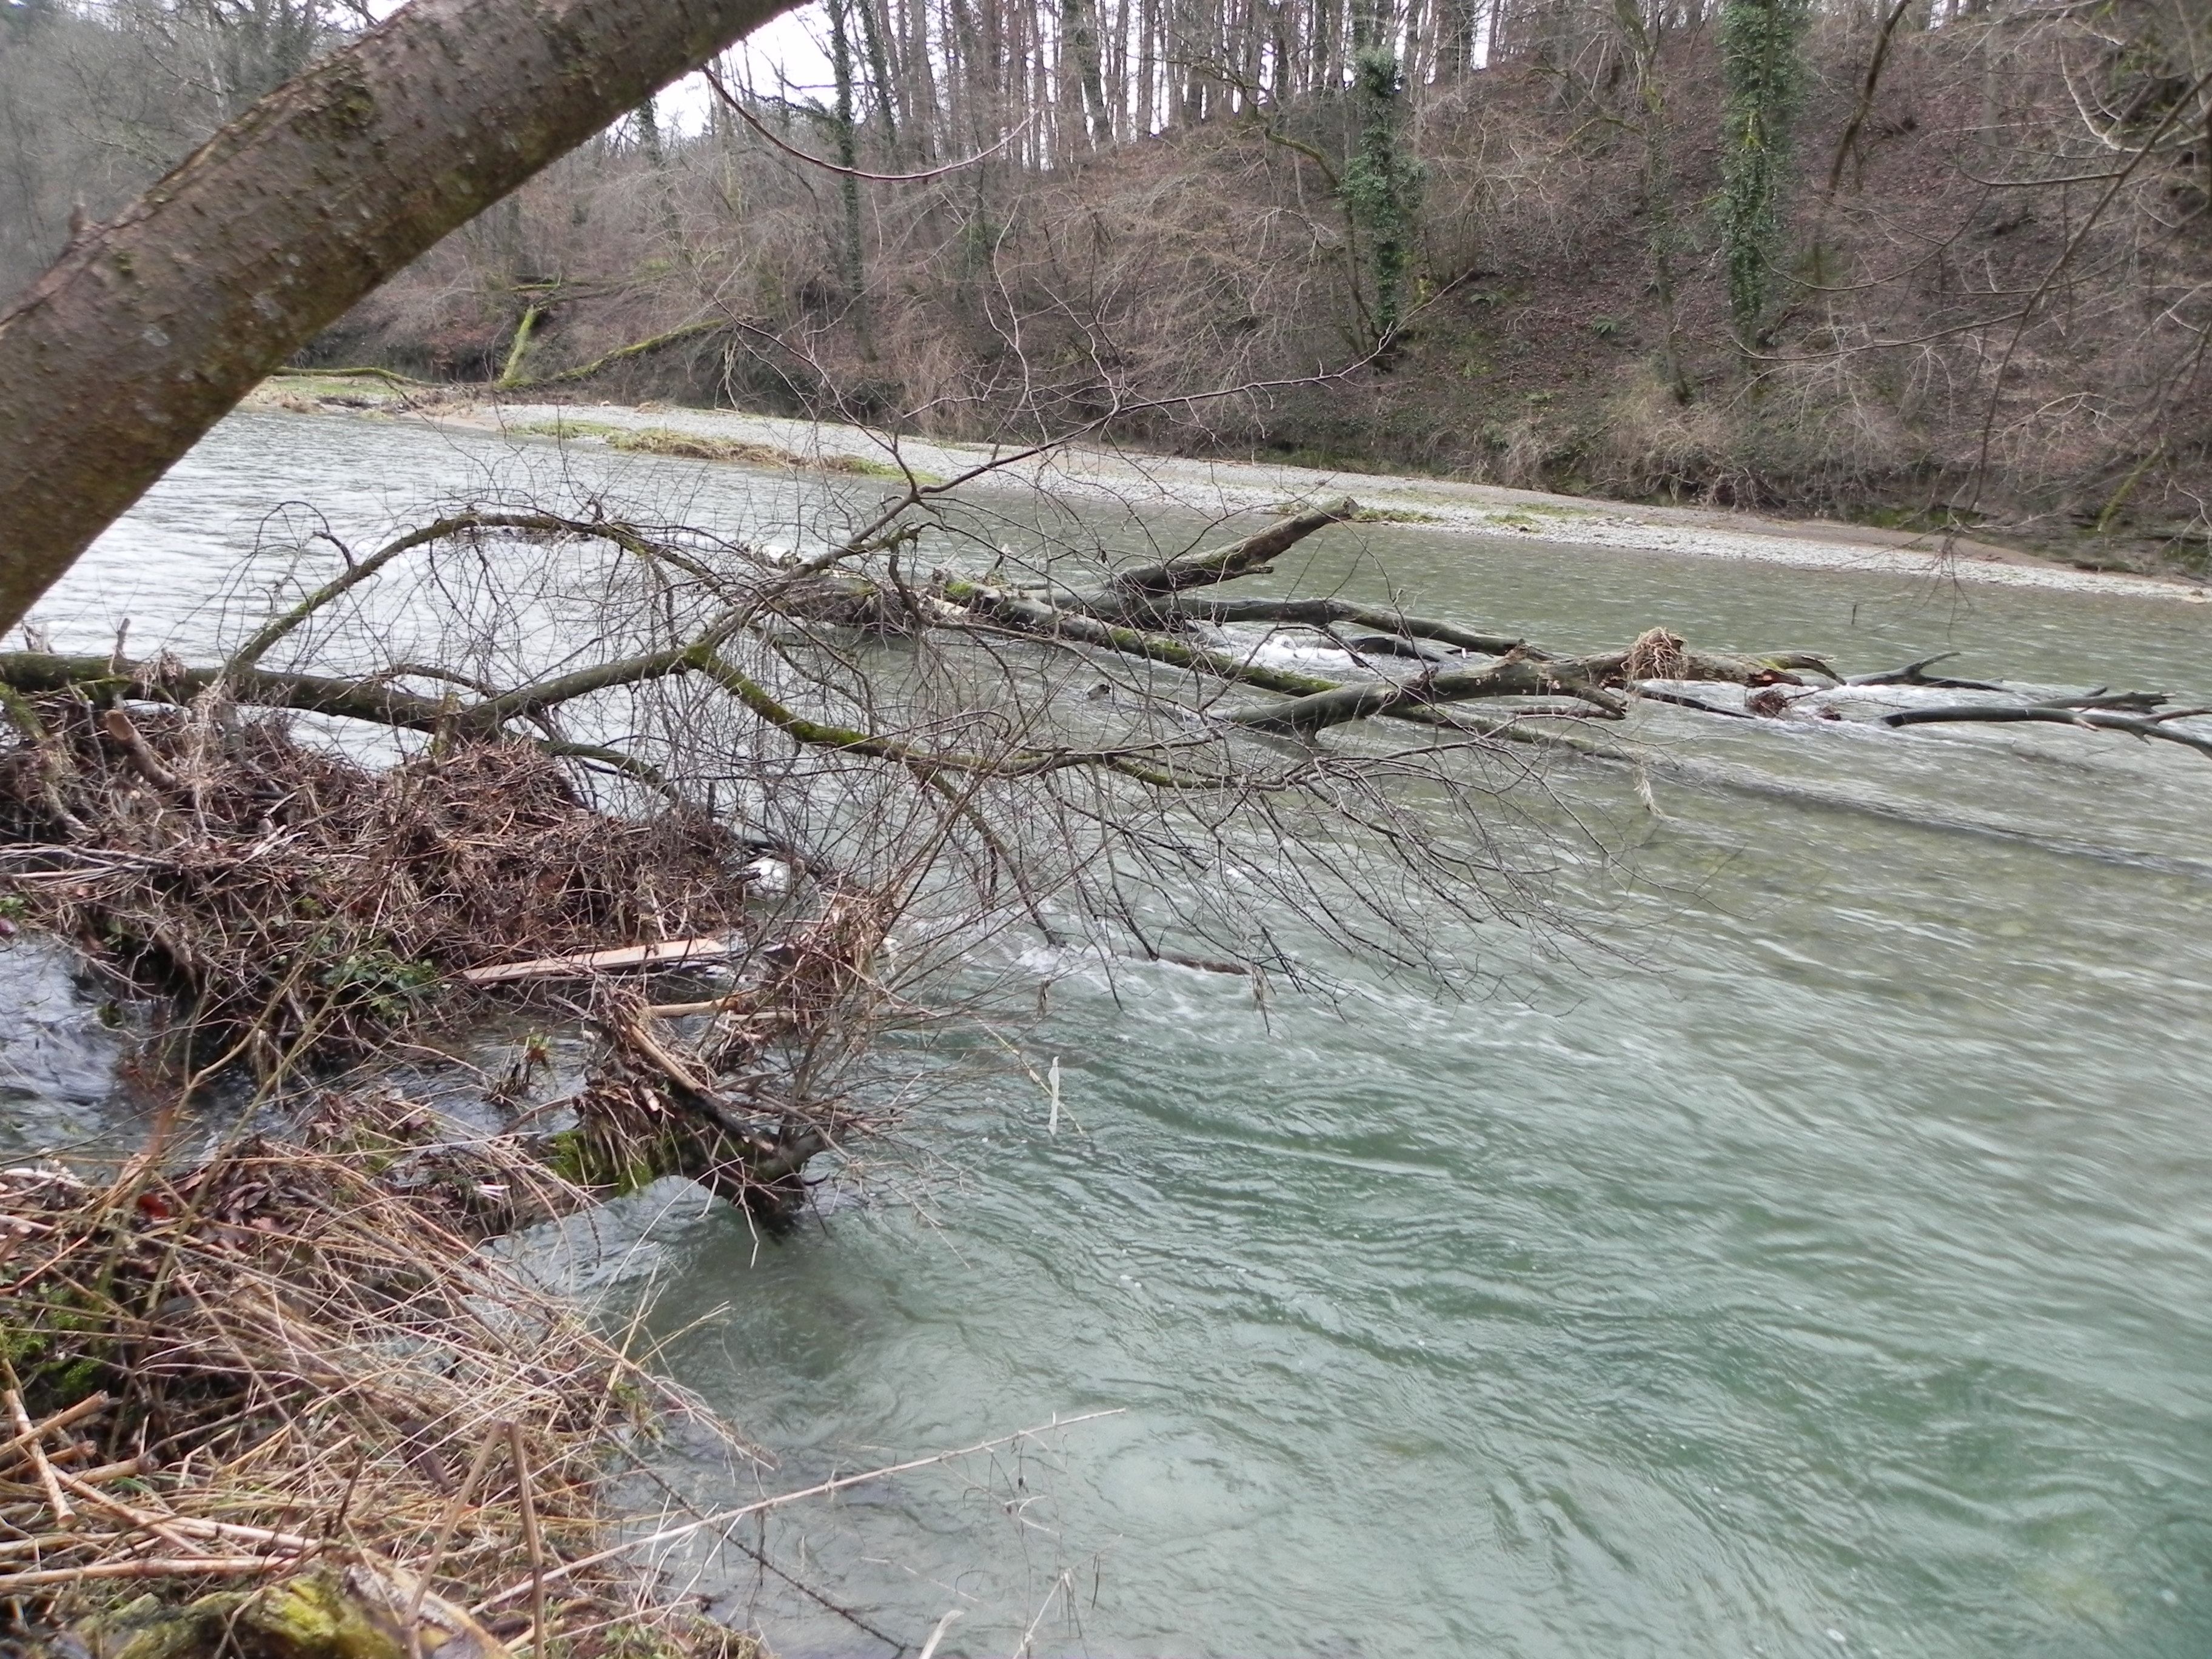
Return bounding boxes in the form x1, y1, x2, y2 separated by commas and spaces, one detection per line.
7, 0, 2207, 557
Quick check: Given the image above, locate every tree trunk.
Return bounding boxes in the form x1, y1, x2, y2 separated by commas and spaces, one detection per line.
0, 0, 795, 638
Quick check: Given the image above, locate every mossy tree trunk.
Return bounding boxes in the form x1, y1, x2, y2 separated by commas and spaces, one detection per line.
1717, 0, 1811, 343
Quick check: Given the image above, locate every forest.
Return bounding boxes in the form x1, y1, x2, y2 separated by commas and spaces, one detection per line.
4, 0, 2209, 561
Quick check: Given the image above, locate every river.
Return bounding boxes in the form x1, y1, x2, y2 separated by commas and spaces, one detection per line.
7, 411, 2212, 1658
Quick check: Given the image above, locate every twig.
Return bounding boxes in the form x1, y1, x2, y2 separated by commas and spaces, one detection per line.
407, 1424, 506, 1659
703, 67, 1030, 183
56, 1470, 315, 1556
1017, 1570, 1070, 1657
0, 1393, 110, 1472
65, 1456, 149, 1486
52, 1470, 212, 1561
474, 1410, 1124, 1612
916, 1609, 964, 1659
0, 1557, 288, 1588
506, 1422, 548, 1659
4, 1389, 73, 1525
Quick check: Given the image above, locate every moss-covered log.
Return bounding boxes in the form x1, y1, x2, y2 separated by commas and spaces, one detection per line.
70, 1569, 509, 1659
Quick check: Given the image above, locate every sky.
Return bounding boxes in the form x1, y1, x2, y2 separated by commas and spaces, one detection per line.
352, 0, 837, 134
662, 5, 839, 133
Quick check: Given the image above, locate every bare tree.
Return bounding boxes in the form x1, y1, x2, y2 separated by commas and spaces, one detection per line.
6, 462, 2197, 1219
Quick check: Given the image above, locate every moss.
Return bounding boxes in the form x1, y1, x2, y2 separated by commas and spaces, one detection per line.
816, 453, 940, 482
1844, 501, 1987, 534
607, 428, 793, 466
503, 418, 939, 481
547, 1127, 659, 1196
74, 1592, 248, 1659
1349, 506, 1443, 525
69, 1587, 766, 1659
594, 427, 940, 482
249, 374, 414, 407
71, 1569, 513, 1659
249, 1574, 409, 1659
508, 418, 626, 440
7, 1276, 117, 1412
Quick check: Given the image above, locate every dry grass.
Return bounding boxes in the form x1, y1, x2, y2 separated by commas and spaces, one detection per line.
0, 1093, 763, 1658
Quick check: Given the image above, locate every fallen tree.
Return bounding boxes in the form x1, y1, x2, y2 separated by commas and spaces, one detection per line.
4, 471, 2207, 1657
0, 0, 805, 635
6, 495, 2202, 1167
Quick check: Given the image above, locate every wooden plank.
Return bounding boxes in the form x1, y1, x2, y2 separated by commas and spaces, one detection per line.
459, 934, 742, 985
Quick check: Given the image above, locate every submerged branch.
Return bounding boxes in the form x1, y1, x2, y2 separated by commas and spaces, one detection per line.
1881, 702, 2212, 760
1227, 653, 1626, 736
1093, 497, 1358, 612
1175, 596, 1529, 657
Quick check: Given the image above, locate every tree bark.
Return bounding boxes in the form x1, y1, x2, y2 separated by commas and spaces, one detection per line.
0, 0, 796, 637
1098, 496, 1355, 605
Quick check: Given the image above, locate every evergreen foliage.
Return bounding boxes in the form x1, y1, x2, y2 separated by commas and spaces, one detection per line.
1717, 0, 1812, 341
1342, 16, 1423, 356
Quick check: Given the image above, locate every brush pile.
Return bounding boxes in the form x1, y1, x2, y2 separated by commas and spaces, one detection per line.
0, 691, 749, 1076
0, 1093, 763, 1659
0, 654, 922, 1655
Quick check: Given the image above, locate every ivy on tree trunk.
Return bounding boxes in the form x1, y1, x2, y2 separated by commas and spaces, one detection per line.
1341, 0, 1421, 359
1717, 0, 1811, 343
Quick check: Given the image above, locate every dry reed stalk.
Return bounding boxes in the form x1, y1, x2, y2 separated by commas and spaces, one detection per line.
4, 1387, 75, 1524
0, 1099, 768, 1659
0, 1392, 110, 1472
506, 1423, 548, 1659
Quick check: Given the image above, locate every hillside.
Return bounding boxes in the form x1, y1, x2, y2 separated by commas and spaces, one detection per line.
7, 0, 2208, 571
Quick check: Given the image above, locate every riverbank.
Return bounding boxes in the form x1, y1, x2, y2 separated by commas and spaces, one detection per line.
244, 375, 2212, 606
0, 1080, 768, 1659
0, 645, 895, 1658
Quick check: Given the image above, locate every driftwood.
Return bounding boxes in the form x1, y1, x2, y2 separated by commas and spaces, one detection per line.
2, 500, 2204, 1227
460, 934, 745, 985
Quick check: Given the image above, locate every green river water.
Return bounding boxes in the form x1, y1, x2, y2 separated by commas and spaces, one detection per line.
7, 413, 2212, 1658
